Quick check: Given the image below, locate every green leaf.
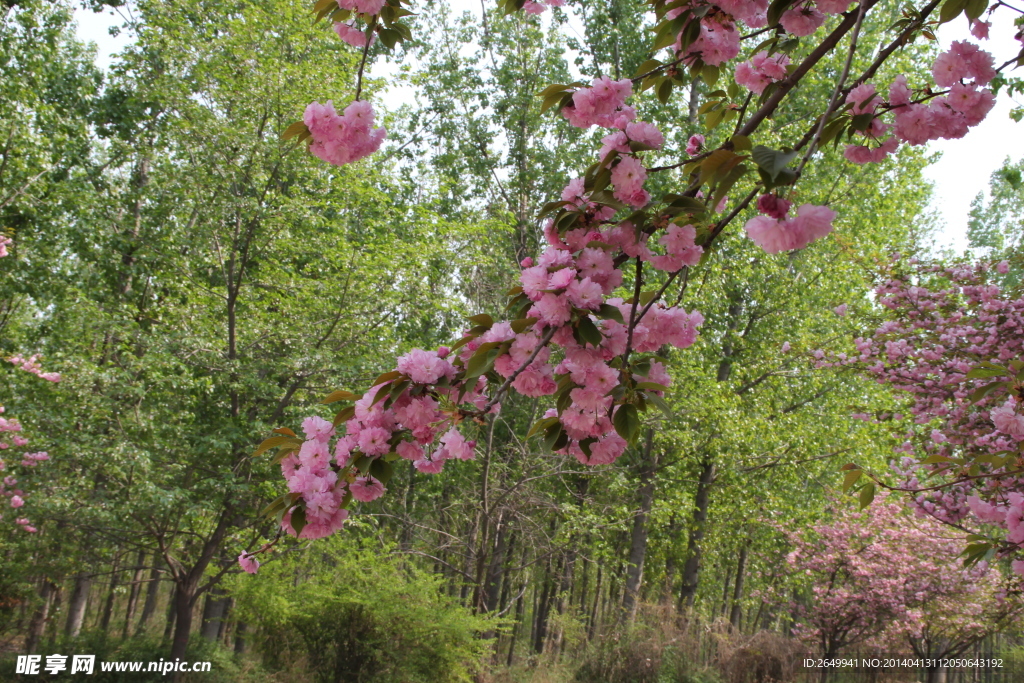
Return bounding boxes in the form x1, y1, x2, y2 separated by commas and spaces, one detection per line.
272, 427, 297, 437
281, 121, 309, 141
253, 435, 301, 458
858, 481, 876, 509
373, 370, 402, 385
729, 134, 752, 152
966, 363, 1010, 379
467, 313, 494, 327
939, 0, 969, 23
842, 469, 862, 493
333, 405, 356, 427
322, 389, 358, 404
639, 290, 657, 307
353, 454, 373, 474
644, 391, 673, 420
527, 416, 560, 439
635, 381, 670, 392
767, 0, 796, 26
751, 145, 798, 182
290, 505, 307, 535
510, 317, 537, 334
596, 304, 624, 324
613, 404, 641, 441
370, 458, 395, 485
576, 316, 604, 346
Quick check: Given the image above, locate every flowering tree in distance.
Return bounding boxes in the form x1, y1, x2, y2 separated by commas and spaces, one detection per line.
785, 499, 1021, 683
824, 260, 1024, 578
241, 0, 1024, 569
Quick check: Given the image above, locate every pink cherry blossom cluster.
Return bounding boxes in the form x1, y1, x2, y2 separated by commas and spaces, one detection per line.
302, 100, 387, 167
675, 13, 742, 67
841, 41, 996, 165
522, 0, 563, 15
0, 235, 11, 258
822, 259, 1024, 575
743, 199, 836, 254
734, 51, 790, 95
257, 134, 711, 554
337, 0, 384, 15
333, 22, 372, 48
7, 354, 60, 383
781, 497, 1016, 656
0, 405, 44, 533
561, 76, 635, 129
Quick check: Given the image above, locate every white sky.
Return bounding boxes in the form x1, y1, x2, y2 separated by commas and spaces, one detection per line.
73, 4, 1024, 253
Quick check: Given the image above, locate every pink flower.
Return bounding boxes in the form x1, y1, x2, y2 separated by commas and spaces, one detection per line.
302, 416, 335, 442
358, 426, 392, 455
397, 440, 423, 461
561, 76, 633, 129
971, 20, 990, 40
991, 401, 1024, 436
414, 457, 444, 474
566, 277, 604, 311
756, 194, 791, 220
686, 134, 704, 156
238, 553, 260, 574
611, 156, 648, 208
397, 348, 451, 384
333, 22, 368, 48
833, 304, 848, 317
780, 6, 825, 36
997, 260, 1010, 274
350, 475, 386, 502
304, 100, 386, 167
337, 0, 385, 14
10, 495, 23, 508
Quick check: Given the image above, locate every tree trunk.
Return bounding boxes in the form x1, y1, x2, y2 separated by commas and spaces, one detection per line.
677, 456, 717, 609
26, 580, 56, 653
65, 573, 91, 639
170, 580, 196, 664
200, 587, 229, 641
163, 584, 177, 642
622, 429, 658, 619
136, 560, 162, 636
99, 555, 121, 634
662, 516, 679, 605
719, 562, 733, 619
234, 621, 247, 654
122, 549, 146, 638
729, 542, 749, 630
532, 558, 555, 654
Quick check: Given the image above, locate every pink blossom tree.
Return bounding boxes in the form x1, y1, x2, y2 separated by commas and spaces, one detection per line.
822, 260, 1024, 576
784, 498, 1021, 683
241, 0, 1024, 564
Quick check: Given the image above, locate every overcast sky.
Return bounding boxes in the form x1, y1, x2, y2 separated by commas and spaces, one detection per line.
73, 5, 1024, 253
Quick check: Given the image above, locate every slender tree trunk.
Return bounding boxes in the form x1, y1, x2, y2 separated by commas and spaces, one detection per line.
719, 562, 733, 619
234, 621, 247, 654
532, 558, 555, 654
171, 580, 197, 665
662, 516, 678, 605
26, 580, 56, 653
65, 573, 91, 639
136, 560, 162, 636
100, 555, 122, 634
163, 584, 177, 642
677, 457, 717, 609
729, 543, 749, 630
200, 587, 229, 641
622, 429, 658, 619
122, 549, 146, 638
588, 564, 603, 640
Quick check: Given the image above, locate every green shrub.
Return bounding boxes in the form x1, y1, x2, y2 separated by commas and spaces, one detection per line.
230, 536, 496, 683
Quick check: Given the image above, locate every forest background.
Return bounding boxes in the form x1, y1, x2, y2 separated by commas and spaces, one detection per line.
3, 0, 1024, 681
